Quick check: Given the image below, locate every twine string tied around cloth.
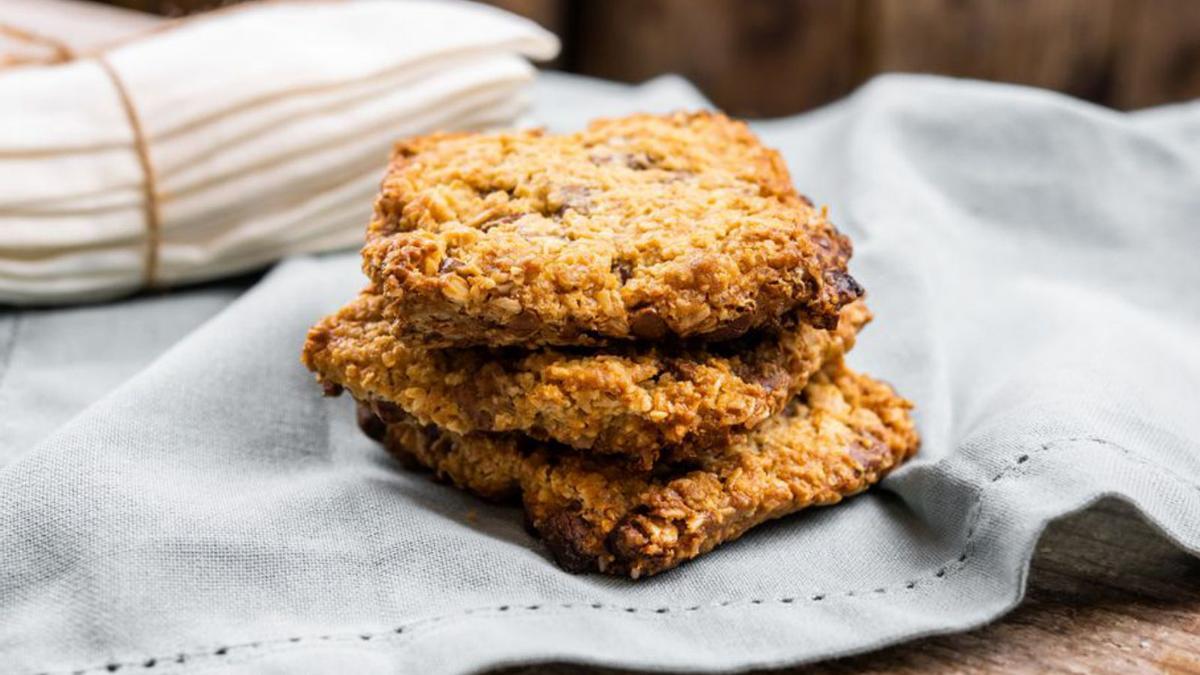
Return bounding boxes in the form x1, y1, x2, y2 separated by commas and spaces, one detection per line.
93, 55, 163, 288
0, 23, 73, 65
2, 25, 163, 288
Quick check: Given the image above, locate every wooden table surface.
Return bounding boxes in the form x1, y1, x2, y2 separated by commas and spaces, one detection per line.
503, 500, 1200, 674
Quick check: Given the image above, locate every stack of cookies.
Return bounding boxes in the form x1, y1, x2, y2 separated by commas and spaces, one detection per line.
302, 112, 919, 578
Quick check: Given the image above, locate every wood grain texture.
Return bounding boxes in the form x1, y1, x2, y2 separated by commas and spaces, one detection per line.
865, 0, 1123, 102
1110, 0, 1200, 109
573, 0, 862, 117
497, 500, 1200, 674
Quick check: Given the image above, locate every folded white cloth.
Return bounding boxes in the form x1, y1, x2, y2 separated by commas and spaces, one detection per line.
0, 0, 558, 304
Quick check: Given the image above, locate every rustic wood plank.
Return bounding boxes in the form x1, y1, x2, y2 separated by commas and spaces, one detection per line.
866, 0, 1123, 102
572, 0, 862, 117
498, 500, 1200, 674
1110, 0, 1200, 109
806, 500, 1200, 674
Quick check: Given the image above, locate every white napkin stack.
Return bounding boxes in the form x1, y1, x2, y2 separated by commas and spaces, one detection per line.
0, 0, 558, 304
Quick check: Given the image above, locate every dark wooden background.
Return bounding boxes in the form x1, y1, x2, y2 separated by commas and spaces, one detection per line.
98, 0, 1200, 116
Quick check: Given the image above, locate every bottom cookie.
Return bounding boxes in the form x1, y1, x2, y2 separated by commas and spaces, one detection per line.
362, 362, 919, 578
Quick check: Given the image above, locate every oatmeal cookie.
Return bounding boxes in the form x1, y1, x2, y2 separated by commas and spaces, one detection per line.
364, 363, 919, 578
362, 111, 861, 347
303, 291, 870, 467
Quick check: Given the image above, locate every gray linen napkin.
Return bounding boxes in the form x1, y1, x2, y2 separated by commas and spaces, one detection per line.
1, 72, 1198, 674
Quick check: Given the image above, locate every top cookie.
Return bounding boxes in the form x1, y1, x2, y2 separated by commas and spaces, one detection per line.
362, 111, 861, 347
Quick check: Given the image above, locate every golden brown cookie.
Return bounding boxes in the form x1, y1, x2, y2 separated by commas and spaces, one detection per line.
303, 291, 870, 468
362, 111, 861, 348
364, 363, 919, 578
